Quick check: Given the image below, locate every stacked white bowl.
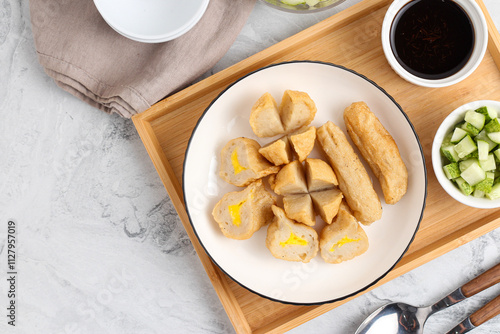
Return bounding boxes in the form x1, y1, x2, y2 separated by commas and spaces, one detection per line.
93, 0, 210, 43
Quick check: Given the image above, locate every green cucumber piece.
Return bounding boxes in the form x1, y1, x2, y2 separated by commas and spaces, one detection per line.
441, 134, 459, 162
305, 0, 320, 5
486, 182, 500, 199
473, 188, 485, 198
450, 127, 468, 143
476, 130, 497, 151
494, 148, 500, 161
459, 158, 479, 172
281, 0, 305, 4
485, 118, 500, 133
442, 145, 460, 163
463, 150, 479, 159
480, 153, 496, 171
487, 132, 500, 144
460, 162, 486, 186
455, 177, 474, 196
477, 140, 489, 161
476, 106, 497, 122
460, 122, 480, 136
475, 172, 494, 193
464, 110, 486, 130
454, 135, 477, 159
443, 163, 460, 179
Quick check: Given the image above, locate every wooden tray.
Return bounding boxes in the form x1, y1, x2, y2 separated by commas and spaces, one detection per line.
132, 0, 500, 332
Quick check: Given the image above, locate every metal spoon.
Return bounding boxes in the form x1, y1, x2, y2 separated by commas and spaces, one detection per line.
355, 262, 500, 334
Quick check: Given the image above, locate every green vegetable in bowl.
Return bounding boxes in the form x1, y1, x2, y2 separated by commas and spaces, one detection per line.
440, 106, 500, 199
281, 0, 322, 6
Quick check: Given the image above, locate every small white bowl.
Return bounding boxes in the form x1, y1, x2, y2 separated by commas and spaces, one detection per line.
432, 100, 500, 209
93, 0, 210, 43
381, 0, 488, 88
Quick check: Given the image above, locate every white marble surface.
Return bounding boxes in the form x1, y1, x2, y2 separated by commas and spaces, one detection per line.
0, 0, 500, 333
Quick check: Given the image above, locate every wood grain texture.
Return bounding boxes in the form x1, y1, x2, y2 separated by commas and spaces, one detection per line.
461, 263, 500, 298
470, 294, 500, 327
132, 0, 500, 332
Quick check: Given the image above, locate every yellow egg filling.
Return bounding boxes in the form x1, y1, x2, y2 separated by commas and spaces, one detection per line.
231, 149, 247, 175
330, 235, 360, 252
228, 200, 246, 226
280, 232, 308, 247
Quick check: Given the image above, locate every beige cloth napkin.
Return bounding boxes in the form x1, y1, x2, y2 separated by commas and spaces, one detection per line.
29, 0, 256, 118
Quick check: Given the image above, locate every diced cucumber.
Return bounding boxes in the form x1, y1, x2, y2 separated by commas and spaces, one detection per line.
476, 130, 497, 151
460, 162, 486, 186
442, 145, 460, 163
487, 132, 500, 144
443, 163, 460, 179
475, 173, 494, 193
460, 122, 480, 136
476, 106, 497, 122
450, 127, 468, 143
464, 110, 486, 130
485, 118, 500, 133
441, 133, 459, 162
281, 0, 305, 4
494, 148, 500, 162
459, 158, 479, 172
455, 177, 474, 196
441, 106, 500, 200
477, 140, 489, 161
463, 150, 479, 159
480, 154, 496, 171
473, 188, 485, 198
486, 182, 500, 199
454, 135, 477, 159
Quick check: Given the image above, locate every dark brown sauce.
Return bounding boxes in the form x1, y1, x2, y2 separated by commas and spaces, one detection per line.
390, 0, 474, 80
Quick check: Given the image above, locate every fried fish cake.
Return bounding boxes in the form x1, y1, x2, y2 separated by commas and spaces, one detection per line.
279, 90, 317, 133
219, 137, 280, 187
319, 206, 369, 264
283, 194, 316, 226
212, 180, 276, 240
266, 205, 319, 263
250, 92, 285, 138
288, 126, 316, 162
344, 102, 408, 204
317, 121, 382, 225
258, 136, 293, 166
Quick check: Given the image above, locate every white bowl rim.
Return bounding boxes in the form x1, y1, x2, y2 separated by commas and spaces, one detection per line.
93, 0, 210, 42
381, 0, 489, 88
432, 100, 500, 209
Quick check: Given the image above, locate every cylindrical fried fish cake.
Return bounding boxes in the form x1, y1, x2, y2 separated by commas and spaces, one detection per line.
317, 121, 382, 225
344, 102, 408, 204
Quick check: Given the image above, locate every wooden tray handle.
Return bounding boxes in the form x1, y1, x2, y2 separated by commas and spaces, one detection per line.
470, 294, 500, 327
461, 263, 500, 297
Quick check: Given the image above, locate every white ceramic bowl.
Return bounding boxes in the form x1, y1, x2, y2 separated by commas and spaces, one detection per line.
381, 0, 488, 88
93, 0, 209, 43
432, 100, 500, 209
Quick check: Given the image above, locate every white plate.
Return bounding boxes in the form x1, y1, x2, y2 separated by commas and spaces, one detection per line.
183, 61, 427, 305
94, 0, 209, 43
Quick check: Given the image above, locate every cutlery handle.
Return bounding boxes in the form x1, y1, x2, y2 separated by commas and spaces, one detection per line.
431, 263, 500, 314
461, 263, 500, 297
445, 294, 500, 334
470, 294, 500, 327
